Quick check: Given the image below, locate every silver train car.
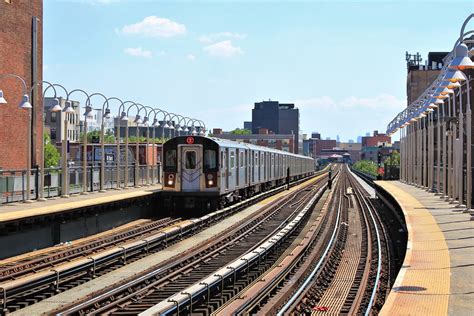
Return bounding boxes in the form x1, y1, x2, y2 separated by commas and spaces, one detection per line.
162, 136, 315, 211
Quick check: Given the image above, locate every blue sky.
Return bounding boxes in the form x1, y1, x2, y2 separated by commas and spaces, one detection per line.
43, 0, 473, 141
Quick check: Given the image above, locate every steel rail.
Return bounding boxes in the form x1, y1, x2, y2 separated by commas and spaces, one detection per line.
217, 175, 337, 315
356, 179, 383, 315
277, 171, 343, 315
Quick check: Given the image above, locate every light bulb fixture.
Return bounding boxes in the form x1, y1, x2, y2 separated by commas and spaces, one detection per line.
50, 98, 62, 112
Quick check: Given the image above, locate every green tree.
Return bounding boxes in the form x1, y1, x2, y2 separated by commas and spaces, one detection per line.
230, 128, 251, 135
79, 130, 116, 144
44, 133, 60, 168
384, 150, 400, 166
353, 160, 378, 177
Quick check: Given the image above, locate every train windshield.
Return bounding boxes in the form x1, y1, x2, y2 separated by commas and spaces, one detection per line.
185, 151, 197, 169
204, 149, 217, 170
165, 149, 177, 168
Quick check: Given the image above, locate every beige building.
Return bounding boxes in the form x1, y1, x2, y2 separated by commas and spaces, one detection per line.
44, 97, 81, 143
337, 142, 362, 162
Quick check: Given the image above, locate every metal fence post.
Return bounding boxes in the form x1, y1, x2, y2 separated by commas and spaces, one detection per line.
99, 161, 103, 190
34, 166, 39, 200
133, 162, 137, 187
90, 164, 94, 192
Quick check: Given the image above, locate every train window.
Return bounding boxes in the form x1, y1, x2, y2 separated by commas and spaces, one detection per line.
204, 149, 217, 169
165, 150, 176, 168
240, 152, 244, 167
230, 152, 235, 169
185, 151, 197, 169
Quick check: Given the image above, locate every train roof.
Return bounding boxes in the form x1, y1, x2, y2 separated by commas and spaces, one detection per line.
165, 136, 313, 160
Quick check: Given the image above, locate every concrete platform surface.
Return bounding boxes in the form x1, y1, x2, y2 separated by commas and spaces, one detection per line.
376, 181, 473, 316
0, 184, 162, 224
12, 176, 320, 315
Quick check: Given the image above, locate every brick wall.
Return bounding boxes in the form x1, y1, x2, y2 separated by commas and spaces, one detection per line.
0, 0, 43, 170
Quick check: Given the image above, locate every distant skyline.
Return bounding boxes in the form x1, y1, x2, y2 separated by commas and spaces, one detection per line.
43, 0, 473, 142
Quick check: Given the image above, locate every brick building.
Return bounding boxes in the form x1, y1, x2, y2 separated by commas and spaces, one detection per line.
303, 133, 337, 158
0, 0, 43, 169
361, 130, 391, 148
406, 52, 448, 105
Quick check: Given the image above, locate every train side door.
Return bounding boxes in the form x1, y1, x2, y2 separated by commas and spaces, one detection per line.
225, 148, 230, 190
180, 145, 202, 191
236, 149, 240, 188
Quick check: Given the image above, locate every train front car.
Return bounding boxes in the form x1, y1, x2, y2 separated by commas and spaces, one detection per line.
162, 136, 219, 212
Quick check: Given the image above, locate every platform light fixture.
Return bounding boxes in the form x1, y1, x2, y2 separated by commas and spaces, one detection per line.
50, 98, 62, 112
63, 100, 75, 114
120, 111, 128, 121
19, 94, 32, 109
449, 43, 474, 70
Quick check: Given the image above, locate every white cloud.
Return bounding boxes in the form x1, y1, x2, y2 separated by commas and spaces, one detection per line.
294, 94, 405, 139
124, 47, 152, 58
43, 64, 49, 71
186, 54, 196, 60
199, 32, 246, 44
121, 16, 186, 38
203, 40, 243, 57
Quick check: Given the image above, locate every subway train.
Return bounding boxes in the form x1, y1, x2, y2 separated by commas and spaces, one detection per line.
161, 135, 315, 211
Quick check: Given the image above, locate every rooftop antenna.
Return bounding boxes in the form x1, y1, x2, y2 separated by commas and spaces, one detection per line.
405, 51, 422, 71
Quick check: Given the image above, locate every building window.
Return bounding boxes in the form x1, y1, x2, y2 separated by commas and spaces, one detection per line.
51, 129, 57, 140
51, 112, 57, 123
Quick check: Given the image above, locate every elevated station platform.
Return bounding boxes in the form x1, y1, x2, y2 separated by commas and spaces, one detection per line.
0, 185, 162, 258
376, 181, 473, 316
0, 185, 162, 225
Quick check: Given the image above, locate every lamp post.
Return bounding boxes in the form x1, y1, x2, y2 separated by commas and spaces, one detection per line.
0, 74, 33, 202
448, 42, 474, 210
30, 81, 59, 201
51, 84, 72, 198
116, 101, 136, 189
134, 104, 146, 188
197, 120, 206, 135
82, 93, 108, 194
63, 89, 91, 195
98, 97, 120, 192
144, 107, 167, 185
124, 103, 142, 188
61, 99, 76, 197
165, 113, 176, 138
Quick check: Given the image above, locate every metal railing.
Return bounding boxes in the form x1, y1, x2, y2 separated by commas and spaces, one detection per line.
0, 164, 162, 205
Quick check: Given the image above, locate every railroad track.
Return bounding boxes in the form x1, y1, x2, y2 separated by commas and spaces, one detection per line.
0, 172, 327, 315
51, 173, 330, 315
215, 165, 391, 316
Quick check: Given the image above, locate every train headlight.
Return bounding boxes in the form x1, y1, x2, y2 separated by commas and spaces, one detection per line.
205, 173, 216, 188
165, 173, 175, 187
